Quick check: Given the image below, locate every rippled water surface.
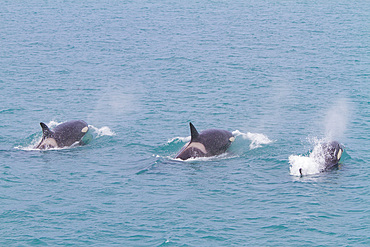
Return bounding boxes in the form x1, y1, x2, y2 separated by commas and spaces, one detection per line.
1, 0, 369, 246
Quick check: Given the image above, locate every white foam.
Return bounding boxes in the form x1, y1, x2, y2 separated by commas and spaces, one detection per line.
232, 130, 273, 149
171, 152, 232, 162
14, 145, 39, 151
289, 155, 320, 176
289, 139, 328, 176
89, 125, 116, 137
15, 143, 74, 151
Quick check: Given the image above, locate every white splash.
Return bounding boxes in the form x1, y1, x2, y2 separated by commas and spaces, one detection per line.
232, 130, 273, 149
14, 145, 38, 151
171, 152, 232, 162
289, 139, 329, 176
15, 142, 73, 151
89, 125, 116, 137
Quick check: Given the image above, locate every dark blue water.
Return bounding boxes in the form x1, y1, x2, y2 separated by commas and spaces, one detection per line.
1, 1, 369, 246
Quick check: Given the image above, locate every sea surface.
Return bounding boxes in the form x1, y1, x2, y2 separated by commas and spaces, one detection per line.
1, 0, 369, 246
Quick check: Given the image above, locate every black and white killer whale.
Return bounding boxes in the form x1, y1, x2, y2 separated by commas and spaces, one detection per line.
299, 140, 344, 176
175, 122, 235, 160
319, 141, 344, 170
35, 120, 92, 149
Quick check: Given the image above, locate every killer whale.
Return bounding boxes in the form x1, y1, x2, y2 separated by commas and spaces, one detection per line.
175, 122, 235, 160
35, 120, 92, 149
319, 141, 344, 170
299, 140, 344, 176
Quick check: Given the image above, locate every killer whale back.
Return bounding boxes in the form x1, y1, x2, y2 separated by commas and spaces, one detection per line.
51, 120, 88, 147
175, 122, 234, 160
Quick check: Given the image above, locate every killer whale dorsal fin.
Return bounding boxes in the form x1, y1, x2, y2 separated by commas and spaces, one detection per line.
189, 122, 199, 141
40, 122, 53, 138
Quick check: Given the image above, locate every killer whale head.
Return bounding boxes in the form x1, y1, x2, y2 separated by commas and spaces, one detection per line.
175, 122, 234, 160
321, 141, 344, 171
35, 120, 90, 149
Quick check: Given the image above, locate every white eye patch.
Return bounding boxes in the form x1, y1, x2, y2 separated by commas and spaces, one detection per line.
337, 148, 343, 160
81, 127, 89, 133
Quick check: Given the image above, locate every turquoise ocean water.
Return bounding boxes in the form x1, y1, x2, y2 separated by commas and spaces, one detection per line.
1, 1, 369, 246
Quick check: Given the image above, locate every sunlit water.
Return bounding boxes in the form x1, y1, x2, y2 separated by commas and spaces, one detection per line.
1, 0, 369, 246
